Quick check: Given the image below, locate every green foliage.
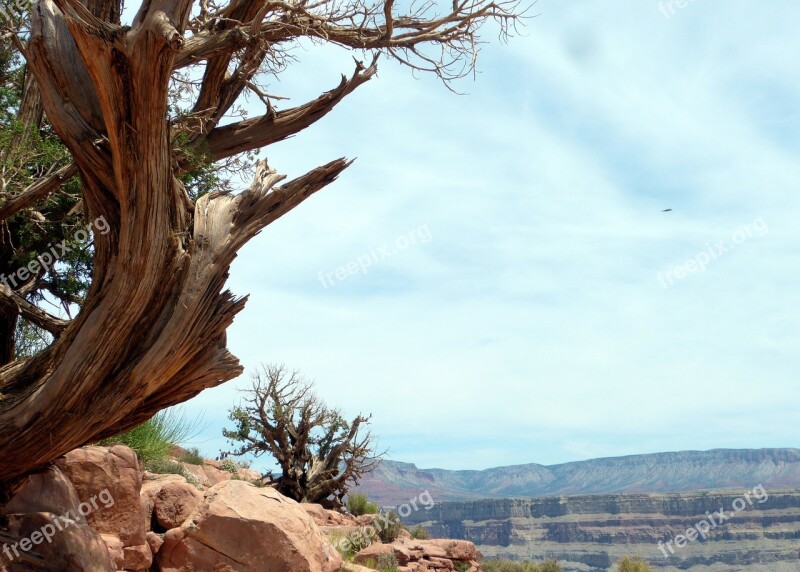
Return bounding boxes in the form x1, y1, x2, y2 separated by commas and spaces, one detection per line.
98, 408, 203, 466
329, 530, 368, 562
327, 532, 353, 561
482, 559, 563, 572
376, 511, 403, 543
220, 458, 240, 474
348, 493, 379, 516
410, 526, 430, 540
616, 556, 658, 572
363, 553, 398, 572
172, 132, 222, 201
179, 447, 205, 465
1, 33, 92, 360
454, 562, 471, 572
13, 320, 53, 358
330, 526, 379, 562
145, 458, 200, 487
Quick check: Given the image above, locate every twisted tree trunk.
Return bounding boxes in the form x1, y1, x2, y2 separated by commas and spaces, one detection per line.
0, 0, 347, 482
0, 0, 517, 483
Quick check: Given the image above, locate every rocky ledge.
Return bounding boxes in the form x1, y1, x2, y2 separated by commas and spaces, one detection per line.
0, 445, 481, 572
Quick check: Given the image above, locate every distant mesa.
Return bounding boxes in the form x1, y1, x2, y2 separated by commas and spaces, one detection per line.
354, 448, 800, 505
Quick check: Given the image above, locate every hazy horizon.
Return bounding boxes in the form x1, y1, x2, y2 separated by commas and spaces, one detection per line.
178, 0, 800, 473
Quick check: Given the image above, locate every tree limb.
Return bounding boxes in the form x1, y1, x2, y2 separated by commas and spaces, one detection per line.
0, 163, 78, 223
0, 285, 69, 337
202, 56, 377, 162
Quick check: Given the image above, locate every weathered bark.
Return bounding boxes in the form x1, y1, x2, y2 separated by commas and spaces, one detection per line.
0, 0, 350, 482
0, 0, 519, 483
0, 305, 17, 366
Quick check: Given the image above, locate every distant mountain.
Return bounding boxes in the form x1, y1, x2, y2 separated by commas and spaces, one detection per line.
355, 448, 800, 505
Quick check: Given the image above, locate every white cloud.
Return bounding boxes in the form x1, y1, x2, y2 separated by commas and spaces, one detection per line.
182, 0, 800, 471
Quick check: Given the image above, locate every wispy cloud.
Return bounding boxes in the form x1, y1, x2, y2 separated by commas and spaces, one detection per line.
183, 0, 800, 472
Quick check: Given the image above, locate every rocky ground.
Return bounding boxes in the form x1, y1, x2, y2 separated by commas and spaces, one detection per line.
0, 445, 481, 571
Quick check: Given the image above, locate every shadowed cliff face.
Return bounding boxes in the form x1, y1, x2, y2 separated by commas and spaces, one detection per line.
401, 491, 800, 572
355, 449, 800, 506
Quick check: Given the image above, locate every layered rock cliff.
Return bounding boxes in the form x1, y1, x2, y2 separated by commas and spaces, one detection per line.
402, 490, 800, 571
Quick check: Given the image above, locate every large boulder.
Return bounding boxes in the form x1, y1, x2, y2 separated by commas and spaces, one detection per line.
1, 511, 114, 571
353, 542, 397, 565
182, 462, 233, 487
158, 480, 342, 572
0, 465, 114, 571
141, 473, 189, 531
56, 445, 145, 547
301, 503, 350, 527
0, 465, 82, 520
152, 480, 203, 530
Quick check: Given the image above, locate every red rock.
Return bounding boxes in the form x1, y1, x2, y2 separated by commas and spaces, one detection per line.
354, 542, 395, 565
123, 543, 153, 570
426, 555, 455, 569
153, 480, 203, 530
355, 514, 379, 526
146, 530, 164, 555
0, 465, 82, 520
158, 480, 342, 572
0, 464, 115, 570
302, 503, 349, 526
100, 533, 124, 569
56, 445, 145, 547
140, 473, 189, 531
182, 463, 232, 487
2, 511, 114, 571
427, 539, 478, 561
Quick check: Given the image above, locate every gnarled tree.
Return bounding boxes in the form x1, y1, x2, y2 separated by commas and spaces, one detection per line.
0, 0, 521, 483
223, 364, 379, 505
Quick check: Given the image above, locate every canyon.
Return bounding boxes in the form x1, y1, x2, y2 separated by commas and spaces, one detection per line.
356, 449, 800, 571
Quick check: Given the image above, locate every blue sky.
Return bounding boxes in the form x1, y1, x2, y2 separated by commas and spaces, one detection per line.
180, 0, 800, 472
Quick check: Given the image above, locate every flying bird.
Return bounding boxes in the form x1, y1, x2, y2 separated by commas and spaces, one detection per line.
662, 208, 673, 212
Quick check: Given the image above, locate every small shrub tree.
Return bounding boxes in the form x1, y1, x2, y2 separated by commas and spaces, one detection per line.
377, 511, 403, 543
347, 493, 380, 516
616, 556, 658, 572
223, 364, 382, 505
410, 526, 430, 540
220, 459, 240, 474
179, 447, 205, 465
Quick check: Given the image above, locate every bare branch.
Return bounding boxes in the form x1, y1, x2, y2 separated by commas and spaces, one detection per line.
201, 56, 378, 162
223, 364, 382, 505
0, 285, 70, 337
0, 163, 78, 223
